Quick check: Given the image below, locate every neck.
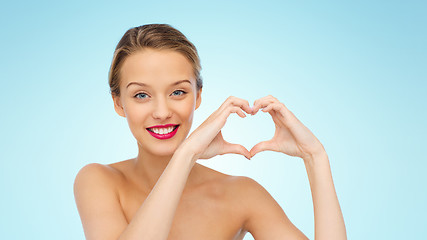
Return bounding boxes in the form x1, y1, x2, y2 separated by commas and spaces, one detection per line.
132, 143, 199, 192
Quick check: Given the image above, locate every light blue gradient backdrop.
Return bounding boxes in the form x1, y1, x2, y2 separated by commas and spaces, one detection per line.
1, 1, 426, 239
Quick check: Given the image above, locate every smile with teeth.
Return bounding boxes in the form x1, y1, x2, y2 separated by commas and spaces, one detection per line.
147, 125, 179, 135
146, 124, 180, 140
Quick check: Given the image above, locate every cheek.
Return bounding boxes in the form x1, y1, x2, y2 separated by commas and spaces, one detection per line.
124, 102, 148, 126
178, 98, 196, 121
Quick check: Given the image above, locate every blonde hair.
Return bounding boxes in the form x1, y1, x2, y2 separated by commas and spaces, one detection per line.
108, 24, 203, 96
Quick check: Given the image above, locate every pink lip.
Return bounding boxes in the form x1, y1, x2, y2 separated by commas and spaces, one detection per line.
146, 124, 179, 140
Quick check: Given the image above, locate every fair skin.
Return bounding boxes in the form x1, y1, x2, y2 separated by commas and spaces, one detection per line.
74, 48, 347, 240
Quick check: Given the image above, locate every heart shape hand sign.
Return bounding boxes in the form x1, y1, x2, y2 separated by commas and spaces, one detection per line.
184, 95, 326, 163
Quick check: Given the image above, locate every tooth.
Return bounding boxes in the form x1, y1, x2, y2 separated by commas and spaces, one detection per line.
150, 126, 177, 135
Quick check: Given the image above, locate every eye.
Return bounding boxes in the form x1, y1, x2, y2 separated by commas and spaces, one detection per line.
171, 90, 187, 96
134, 92, 149, 99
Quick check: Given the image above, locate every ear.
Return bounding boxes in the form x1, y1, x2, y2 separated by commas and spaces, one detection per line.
112, 94, 126, 118
195, 88, 202, 110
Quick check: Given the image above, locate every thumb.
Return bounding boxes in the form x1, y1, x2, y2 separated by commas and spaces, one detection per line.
250, 140, 277, 157
222, 142, 251, 160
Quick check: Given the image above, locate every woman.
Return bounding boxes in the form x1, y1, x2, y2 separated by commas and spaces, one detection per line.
74, 24, 347, 240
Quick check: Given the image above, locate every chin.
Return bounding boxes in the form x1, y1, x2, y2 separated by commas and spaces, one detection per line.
152, 144, 179, 157
137, 138, 183, 157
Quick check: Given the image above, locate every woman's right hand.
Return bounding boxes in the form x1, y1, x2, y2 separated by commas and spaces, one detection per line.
180, 96, 253, 161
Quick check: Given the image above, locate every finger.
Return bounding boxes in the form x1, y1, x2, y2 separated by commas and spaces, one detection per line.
219, 106, 248, 121
253, 95, 276, 106
254, 97, 290, 119
206, 105, 247, 131
267, 110, 286, 127
205, 106, 247, 138
261, 103, 275, 113
201, 97, 251, 139
222, 142, 252, 160
256, 100, 279, 115
232, 106, 247, 118
249, 140, 278, 157
264, 103, 299, 129
252, 95, 277, 114
262, 103, 285, 116
220, 96, 253, 115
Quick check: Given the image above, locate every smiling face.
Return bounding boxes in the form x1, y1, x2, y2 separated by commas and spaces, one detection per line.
112, 48, 202, 157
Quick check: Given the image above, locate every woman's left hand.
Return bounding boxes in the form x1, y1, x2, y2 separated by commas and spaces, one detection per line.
250, 95, 326, 162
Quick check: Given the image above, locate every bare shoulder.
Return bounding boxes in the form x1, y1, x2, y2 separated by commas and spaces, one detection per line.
220, 175, 276, 213
74, 162, 124, 189
214, 173, 308, 240
225, 175, 266, 193
194, 164, 260, 191
196, 166, 307, 239
193, 164, 246, 188
73, 162, 129, 240
75, 162, 115, 178
193, 165, 267, 206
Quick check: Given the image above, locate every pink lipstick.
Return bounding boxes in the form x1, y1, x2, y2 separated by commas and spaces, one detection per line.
146, 124, 179, 140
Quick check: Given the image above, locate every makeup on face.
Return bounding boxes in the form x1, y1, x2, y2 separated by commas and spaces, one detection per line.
117, 49, 200, 156
146, 124, 180, 140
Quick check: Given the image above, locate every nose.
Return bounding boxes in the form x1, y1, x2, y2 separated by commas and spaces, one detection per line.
152, 98, 172, 120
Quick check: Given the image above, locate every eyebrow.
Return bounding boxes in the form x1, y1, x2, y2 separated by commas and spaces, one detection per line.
126, 79, 192, 88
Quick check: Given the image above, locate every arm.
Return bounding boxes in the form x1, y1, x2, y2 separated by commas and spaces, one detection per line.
74, 96, 252, 240
118, 147, 195, 240
303, 152, 346, 240
247, 95, 346, 240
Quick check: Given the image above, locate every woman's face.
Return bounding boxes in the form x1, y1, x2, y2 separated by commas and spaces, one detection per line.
112, 48, 202, 157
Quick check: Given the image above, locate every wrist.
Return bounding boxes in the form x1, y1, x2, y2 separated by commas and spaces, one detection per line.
303, 150, 329, 167
175, 142, 198, 167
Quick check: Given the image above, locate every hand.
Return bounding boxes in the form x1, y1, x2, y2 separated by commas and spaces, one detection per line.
250, 95, 326, 161
181, 96, 253, 161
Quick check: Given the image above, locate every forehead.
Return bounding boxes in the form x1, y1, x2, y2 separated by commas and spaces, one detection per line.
120, 49, 195, 87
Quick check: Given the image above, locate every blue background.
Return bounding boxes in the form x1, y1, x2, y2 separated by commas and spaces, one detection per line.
1, 1, 426, 239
